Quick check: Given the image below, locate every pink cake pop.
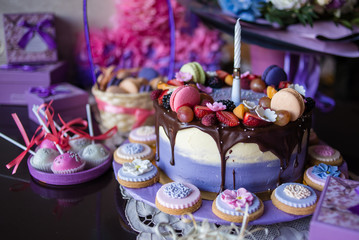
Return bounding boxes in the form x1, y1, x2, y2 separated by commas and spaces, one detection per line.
51, 152, 85, 174
38, 139, 58, 151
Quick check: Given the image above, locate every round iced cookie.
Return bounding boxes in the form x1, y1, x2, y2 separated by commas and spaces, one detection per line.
308, 145, 343, 166
156, 182, 202, 215
271, 88, 305, 121
212, 188, 264, 223
117, 159, 159, 188
129, 126, 156, 148
69, 135, 91, 153
114, 143, 155, 164
51, 152, 86, 174
304, 163, 344, 191
30, 148, 60, 172
80, 143, 110, 169
271, 183, 317, 215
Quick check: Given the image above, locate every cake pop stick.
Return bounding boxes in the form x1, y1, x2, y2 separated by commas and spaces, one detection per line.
32, 106, 64, 154
86, 104, 95, 144
0, 132, 36, 155
35, 105, 68, 137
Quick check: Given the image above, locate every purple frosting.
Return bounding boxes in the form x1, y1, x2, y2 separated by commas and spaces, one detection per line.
164, 182, 192, 199
123, 143, 144, 155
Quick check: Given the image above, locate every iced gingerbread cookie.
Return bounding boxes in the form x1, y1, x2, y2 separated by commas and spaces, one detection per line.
30, 148, 59, 172
51, 152, 86, 174
80, 143, 110, 169
271, 183, 317, 215
156, 182, 202, 215
117, 159, 159, 188
129, 126, 156, 149
308, 145, 343, 166
304, 163, 344, 191
212, 188, 264, 223
114, 143, 155, 164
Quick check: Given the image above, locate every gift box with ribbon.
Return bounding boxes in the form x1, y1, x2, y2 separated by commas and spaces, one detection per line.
3, 13, 57, 64
26, 83, 89, 123
0, 61, 66, 105
308, 176, 359, 240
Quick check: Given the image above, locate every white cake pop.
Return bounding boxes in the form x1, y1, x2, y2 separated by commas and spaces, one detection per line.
30, 148, 60, 172
80, 143, 110, 168
69, 134, 91, 153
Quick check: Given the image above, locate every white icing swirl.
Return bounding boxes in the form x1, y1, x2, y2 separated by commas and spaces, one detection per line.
283, 184, 311, 199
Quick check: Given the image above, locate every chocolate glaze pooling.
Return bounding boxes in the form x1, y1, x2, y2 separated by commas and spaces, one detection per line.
154, 101, 312, 193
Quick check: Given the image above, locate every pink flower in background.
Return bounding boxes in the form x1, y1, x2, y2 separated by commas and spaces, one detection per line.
206, 102, 226, 111
221, 188, 254, 209
77, 0, 222, 77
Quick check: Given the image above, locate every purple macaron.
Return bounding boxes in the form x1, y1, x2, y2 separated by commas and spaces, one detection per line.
262, 65, 287, 87
138, 67, 159, 81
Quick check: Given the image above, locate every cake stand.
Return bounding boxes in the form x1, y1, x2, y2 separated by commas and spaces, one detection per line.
113, 160, 349, 225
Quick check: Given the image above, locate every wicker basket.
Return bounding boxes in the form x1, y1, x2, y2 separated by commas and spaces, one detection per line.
92, 85, 154, 133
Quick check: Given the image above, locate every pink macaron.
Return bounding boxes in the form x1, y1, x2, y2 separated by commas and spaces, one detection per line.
51, 152, 86, 174
170, 86, 200, 112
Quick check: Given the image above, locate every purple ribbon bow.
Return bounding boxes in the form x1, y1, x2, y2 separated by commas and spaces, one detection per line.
17, 18, 56, 50
348, 186, 359, 215
29, 85, 71, 98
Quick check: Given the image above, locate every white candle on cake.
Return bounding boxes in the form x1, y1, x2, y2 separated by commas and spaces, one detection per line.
231, 18, 241, 106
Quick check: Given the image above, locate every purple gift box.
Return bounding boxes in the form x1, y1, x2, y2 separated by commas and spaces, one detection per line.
309, 176, 359, 240
3, 13, 58, 64
0, 61, 66, 105
26, 83, 89, 123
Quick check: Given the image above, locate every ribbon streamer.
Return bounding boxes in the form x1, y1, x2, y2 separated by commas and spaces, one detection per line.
17, 18, 56, 50
95, 98, 154, 130
29, 85, 71, 98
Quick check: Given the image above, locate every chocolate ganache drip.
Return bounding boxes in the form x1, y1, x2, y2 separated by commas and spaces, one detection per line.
154, 101, 312, 192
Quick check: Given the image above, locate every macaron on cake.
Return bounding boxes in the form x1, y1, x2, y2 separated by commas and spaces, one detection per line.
304, 163, 344, 191
308, 145, 343, 166
212, 188, 264, 223
51, 152, 86, 174
262, 65, 287, 87
270, 87, 305, 122
80, 143, 110, 169
271, 183, 317, 215
69, 134, 91, 153
129, 126, 156, 149
117, 158, 159, 188
114, 142, 155, 164
30, 148, 60, 172
179, 62, 206, 84
155, 182, 202, 215
170, 85, 201, 112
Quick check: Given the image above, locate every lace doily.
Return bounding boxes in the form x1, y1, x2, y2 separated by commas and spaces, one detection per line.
118, 186, 311, 240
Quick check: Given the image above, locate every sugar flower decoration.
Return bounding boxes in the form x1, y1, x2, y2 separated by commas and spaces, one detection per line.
255, 106, 277, 122
312, 163, 341, 179
196, 83, 213, 94
242, 100, 256, 110
206, 102, 226, 111
289, 83, 306, 96
221, 188, 254, 209
122, 159, 153, 176
164, 182, 192, 199
175, 72, 192, 82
